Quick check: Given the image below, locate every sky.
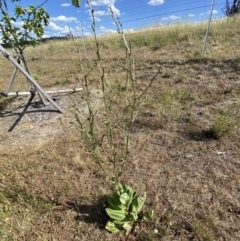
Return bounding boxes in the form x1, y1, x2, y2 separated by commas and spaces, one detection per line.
6, 0, 227, 38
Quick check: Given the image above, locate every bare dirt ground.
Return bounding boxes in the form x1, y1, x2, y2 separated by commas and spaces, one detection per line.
0, 91, 85, 147
0, 42, 240, 241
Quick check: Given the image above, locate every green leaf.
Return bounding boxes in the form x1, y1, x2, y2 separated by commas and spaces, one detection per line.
129, 211, 138, 221
119, 193, 129, 205
106, 208, 126, 221
143, 210, 154, 221
105, 221, 121, 233
1, 3, 50, 48
116, 183, 124, 193
72, 0, 81, 7
123, 222, 132, 231
124, 185, 136, 209
107, 192, 125, 210
131, 192, 146, 214
15, 5, 24, 16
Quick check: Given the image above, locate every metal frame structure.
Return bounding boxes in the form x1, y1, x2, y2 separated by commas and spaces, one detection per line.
0, 45, 64, 112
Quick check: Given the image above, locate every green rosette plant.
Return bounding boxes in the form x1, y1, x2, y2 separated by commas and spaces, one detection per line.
105, 183, 154, 233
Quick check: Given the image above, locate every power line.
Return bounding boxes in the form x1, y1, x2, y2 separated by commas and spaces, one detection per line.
99, 3, 226, 28
115, 0, 222, 14
129, 2, 225, 20
85, 1, 226, 27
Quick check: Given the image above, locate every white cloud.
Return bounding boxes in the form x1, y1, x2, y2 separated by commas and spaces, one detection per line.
94, 16, 102, 22
59, 26, 74, 35
148, 0, 164, 6
42, 33, 50, 38
169, 15, 180, 20
88, 0, 116, 6
207, 10, 218, 14
61, 3, 71, 7
188, 14, 195, 17
87, 9, 103, 21
162, 15, 181, 21
125, 29, 135, 33
11, 20, 23, 28
45, 22, 74, 36
93, 10, 107, 17
51, 15, 77, 22
201, 9, 218, 16
99, 25, 117, 34
46, 21, 62, 31
108, 5, 120, 16
46, 22, 63, 31
86, 3, 121, 21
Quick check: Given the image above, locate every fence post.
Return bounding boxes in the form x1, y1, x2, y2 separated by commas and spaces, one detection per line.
80, 21, 88, 59
202, 0, 215, 57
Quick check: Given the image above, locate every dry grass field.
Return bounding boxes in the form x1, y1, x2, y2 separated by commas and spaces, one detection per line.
0, 17, 240, 240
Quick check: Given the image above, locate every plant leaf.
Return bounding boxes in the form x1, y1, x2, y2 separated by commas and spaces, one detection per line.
143, 210, 154, 221
131, 192, 146, 214
107, 192, 125, 210
124, 185, 136, 209
106, 208, 126, 221
123, 222, 132, 231
105, 221, 121, 233
129, 211, 138, 221
119, 193, 129, 205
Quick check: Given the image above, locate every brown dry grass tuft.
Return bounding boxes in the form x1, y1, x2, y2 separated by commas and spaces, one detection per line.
0, 18, 240, 240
